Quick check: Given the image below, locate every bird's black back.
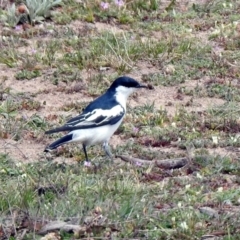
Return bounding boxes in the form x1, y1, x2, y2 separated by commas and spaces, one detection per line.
83, 90, 118, 113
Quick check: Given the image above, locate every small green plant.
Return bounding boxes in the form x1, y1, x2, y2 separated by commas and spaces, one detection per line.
5, 0, 62, 27
89, 31, 143, 70
193, 0, 234, 14
0, 48, 18, 68
15, 69, 41, 80
53, 11, 72, 24
209, 21, 239, 40
26, 114, 47, 130
0, 99, 18, 139
26, 0, 62, 23
41, 40, 60, 67
6, 4, 21, 27
18, 49, 41, 70
130, 0, 159, 13
62, 51, 85, 70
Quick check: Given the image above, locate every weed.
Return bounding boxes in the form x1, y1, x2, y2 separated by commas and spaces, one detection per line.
0, 47, 18, 68
15, 69, 41, 80
26, 0, 62, 23
50, 67, 82, 85
53, 11, 72, 24
41, 40, 60, 67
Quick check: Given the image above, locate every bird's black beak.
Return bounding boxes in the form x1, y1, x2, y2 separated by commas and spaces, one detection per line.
138, 83, 154, 90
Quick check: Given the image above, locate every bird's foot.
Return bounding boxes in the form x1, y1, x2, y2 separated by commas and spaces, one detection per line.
84, 161, 92, 167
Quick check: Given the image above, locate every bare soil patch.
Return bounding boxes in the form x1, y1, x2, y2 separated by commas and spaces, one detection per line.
0, 18, 232, 163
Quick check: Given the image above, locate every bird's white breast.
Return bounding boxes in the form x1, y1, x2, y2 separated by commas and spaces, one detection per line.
69, 117, 123, 146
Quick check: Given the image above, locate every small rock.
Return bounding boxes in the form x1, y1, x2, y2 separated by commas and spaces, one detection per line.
195, 221, 205, 230
199, 206, 219, 218
40, 232, 60, 240
163, 64, 175, 74
223, 199, 232, 206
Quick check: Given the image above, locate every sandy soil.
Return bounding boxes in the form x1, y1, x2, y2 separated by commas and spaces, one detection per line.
0, 18, 236, 163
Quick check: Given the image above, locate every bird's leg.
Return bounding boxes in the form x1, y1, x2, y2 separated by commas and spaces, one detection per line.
82, 144, 89, 162
103, 141, 113, 160
83, 144, 92, 167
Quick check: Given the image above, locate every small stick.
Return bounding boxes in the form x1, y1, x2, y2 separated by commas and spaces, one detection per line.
116, 155, 188, 169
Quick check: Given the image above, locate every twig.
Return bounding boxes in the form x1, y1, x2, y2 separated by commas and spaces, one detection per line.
38, 221, 86, 235
116, 155, 188, 169
18, 229, 27, 240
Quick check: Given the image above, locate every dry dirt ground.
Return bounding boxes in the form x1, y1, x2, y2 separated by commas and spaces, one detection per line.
0, 1, 238, 164
0, 50, 228, 163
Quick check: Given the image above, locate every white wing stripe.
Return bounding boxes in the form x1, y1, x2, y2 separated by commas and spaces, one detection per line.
87, 105, 123, 121
67, 105, 124, 127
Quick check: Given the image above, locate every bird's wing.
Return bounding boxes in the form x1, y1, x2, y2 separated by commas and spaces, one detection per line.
45, 105, 125, 134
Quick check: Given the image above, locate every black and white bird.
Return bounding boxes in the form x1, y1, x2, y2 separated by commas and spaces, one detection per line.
44, 76, 147, 162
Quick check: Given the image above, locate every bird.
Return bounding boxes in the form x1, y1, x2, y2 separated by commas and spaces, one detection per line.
44, 76, 147, 163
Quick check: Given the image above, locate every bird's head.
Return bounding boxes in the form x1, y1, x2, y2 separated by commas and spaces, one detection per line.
109, 76, 147, 99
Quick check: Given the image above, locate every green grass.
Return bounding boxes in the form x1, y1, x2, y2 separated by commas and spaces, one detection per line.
1, 152, 239, 239
0, 0, 240, 238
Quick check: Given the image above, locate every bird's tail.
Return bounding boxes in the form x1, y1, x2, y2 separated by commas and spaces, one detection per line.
45, 126, 70, 134
44, 134, 73, 152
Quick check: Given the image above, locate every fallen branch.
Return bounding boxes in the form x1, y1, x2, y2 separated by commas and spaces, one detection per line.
116, 155, 188, 169
38, 221, 86, 235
